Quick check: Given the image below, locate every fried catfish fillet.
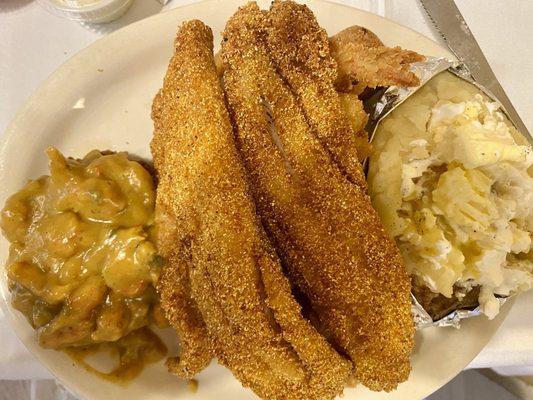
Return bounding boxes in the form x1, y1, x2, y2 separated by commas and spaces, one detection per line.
151, 19, 350, 399
222, 3, 414, 392
152, 69, 212, 378
266, 0, 371, 164
330, 25, 424, 94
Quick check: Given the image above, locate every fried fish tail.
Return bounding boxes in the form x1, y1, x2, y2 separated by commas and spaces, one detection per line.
157, 256, 212, 377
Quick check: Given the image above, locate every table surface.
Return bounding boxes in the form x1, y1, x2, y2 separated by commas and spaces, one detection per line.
1, 0, 532, 381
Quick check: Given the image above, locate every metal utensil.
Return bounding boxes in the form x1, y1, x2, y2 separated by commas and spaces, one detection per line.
419, 0, 531, 141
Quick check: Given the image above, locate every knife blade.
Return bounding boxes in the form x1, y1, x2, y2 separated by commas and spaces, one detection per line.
419, 0, 531, 141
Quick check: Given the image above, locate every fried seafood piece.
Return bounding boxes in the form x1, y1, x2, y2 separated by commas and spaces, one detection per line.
339, 92, 368, 135
151, 19, 350, 399
267, 0, 370, 165
222, 3, 414, 391
151, 28, 213, 378
154, 210, 212, 378
330, 25, 424, 94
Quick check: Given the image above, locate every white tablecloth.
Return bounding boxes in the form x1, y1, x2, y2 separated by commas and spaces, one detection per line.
1, 0, 532, 381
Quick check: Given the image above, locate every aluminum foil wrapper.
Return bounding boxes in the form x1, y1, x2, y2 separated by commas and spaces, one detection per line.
367, 56, 518, 329
411, 293, 507, 329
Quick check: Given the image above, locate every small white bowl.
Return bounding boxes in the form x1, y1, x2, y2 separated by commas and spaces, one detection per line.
38, 0, 134, 24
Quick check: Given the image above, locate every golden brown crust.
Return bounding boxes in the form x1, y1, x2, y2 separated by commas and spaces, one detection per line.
330, 25, 424, 93
152, 19, 350, 399
222, 2, 414, 392
339, 92, 369, 135
151, 23, 215, 378
266, 0, 371, 164
154, 208, 212, 378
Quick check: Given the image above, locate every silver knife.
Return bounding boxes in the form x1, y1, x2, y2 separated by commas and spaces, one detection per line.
419, 0, 531, 141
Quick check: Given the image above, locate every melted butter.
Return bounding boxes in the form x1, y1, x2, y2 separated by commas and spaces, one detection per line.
1, 148, 167, 382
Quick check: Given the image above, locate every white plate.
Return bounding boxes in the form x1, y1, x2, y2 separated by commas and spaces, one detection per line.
0, 1, 512, 399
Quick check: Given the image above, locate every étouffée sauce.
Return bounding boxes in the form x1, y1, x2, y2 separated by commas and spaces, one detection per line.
1, 148, 167, 382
